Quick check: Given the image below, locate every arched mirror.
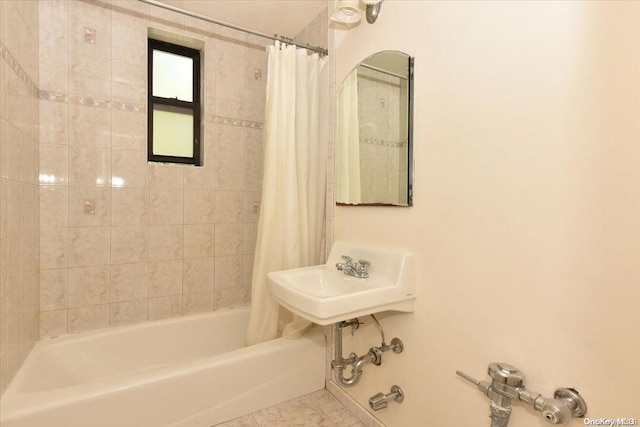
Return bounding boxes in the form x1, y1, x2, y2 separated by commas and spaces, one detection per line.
336, 50, 414, 206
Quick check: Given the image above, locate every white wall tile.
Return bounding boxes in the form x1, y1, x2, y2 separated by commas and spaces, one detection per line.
214, 157, 243, 191
148, 224, 183, 261
111, 188, 148, 226
68, 146, 110, 187
183, 166, 214, 191
39, 101, 69, 146
214, 255, 241, 289
40, 228, 68, 269
68, 226, 110, 267
39, 144, 68, 186
68, 187, 110, 227
214, 223, 242, 256
182, 292, 213, 315
214, 191, 243, 224
39, 48, 69, 93
112, 61, 146, 104
40, 269, 68, 311
149, 189, 183, 224
110, 226, 148, 264
67, 265, 110, 308
110, 262, 148, 303
111, 148, 148, 188
184, 190, 215, 224
149, 259, 182, 297
111, 21, 148, 69
69, 104, 111, 148
39, 310, 68, 338
69, 0, 111, 21
212, 123, 244, 159
69, 53, 111, 100
214, 286, 249, 310
183, 257, 214, 294
149, 163, 183, 189
68, 304, 110, 333
34, 0, 267, 341
111, 110, 146, 151
183, 224, 215, 259
148, 295, 182, 321
39, 1, 69, 51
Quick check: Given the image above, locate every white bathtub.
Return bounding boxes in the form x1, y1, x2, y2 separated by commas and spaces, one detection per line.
0, 306, 326, 427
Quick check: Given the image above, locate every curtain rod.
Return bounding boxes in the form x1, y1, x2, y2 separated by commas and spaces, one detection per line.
359, 63, 407, 80
138, 0, 328, 56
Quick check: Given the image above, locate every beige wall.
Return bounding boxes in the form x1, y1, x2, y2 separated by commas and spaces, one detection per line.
38, 0, 267, 338
333, 1, 640, 425
0, 0, 40, 396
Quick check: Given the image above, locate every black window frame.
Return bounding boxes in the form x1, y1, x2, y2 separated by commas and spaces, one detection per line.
147, 38, 202, 166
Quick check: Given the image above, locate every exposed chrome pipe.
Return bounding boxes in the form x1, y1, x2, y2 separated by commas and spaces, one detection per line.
332, 317, 403, 388
137, 0, 328, 56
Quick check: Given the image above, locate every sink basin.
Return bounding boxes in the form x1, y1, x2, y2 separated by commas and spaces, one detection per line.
267, 241, 416, 325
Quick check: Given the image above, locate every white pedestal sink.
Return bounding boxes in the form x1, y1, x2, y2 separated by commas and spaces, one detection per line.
267, 241, 416, 325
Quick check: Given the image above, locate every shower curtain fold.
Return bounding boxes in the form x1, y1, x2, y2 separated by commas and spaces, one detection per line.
245, 42, 327, 346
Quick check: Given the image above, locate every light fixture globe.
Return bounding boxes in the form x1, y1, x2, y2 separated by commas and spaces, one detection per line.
330, 0, 362, 26
362, 0, 382, 24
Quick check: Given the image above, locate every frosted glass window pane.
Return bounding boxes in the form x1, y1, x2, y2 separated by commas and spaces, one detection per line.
153, 50, 193, 102
153, 106, 194, 158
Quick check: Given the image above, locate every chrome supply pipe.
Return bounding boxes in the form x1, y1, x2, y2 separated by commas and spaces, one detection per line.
332, 316, 404, 388
332, 319, 365, 387
457, 364, 587, 426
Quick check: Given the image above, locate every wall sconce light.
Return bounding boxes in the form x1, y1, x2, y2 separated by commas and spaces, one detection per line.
362, 0, 382, 24
330, 0, 383, 27
329, 1, 362, 27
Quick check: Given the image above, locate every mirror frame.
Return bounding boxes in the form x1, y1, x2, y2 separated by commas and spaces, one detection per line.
336, 51, 414, 207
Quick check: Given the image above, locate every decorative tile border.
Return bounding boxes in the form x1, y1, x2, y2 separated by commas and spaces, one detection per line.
39, 90, 67, 103
360, 137, 407, 148
40, 90, 147, 113
5, 39, 262, 129
112, 101, 146, 113
0, 41, 39, 97
206, 114, 264, 129
38, 90, 263, 129
69, 95, 112, 109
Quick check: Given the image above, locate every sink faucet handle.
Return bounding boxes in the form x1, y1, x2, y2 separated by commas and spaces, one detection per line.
341, 255, 353, 263
358, 259, 370, 271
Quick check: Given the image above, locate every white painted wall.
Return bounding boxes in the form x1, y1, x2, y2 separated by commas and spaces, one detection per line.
333, 1, 640, 426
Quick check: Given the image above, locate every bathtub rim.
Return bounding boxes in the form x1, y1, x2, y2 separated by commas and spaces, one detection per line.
1, 305, 326, 422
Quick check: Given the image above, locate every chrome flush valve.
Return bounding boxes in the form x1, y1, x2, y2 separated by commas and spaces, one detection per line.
457, 363, 587, 426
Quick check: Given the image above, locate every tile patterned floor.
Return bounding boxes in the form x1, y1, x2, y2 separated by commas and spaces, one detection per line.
213, 389, 367, 427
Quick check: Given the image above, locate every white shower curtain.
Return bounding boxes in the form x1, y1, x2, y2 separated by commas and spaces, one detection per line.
245, 42, 328, 346
336, 71, 361, 204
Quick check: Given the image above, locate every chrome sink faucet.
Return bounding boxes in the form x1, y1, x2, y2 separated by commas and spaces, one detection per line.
336, 255, 370, 278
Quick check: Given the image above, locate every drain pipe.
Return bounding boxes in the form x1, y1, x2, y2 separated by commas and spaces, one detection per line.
331, 319, 365, 387
331, 317, 404, 388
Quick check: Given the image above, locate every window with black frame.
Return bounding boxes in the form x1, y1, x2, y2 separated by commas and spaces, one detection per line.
148, 38, 201, 165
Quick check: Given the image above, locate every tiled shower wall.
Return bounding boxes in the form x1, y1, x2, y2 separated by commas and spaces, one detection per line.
38, 0, 268, 338
357, 67, 408, 205
0, 1, 41, 395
